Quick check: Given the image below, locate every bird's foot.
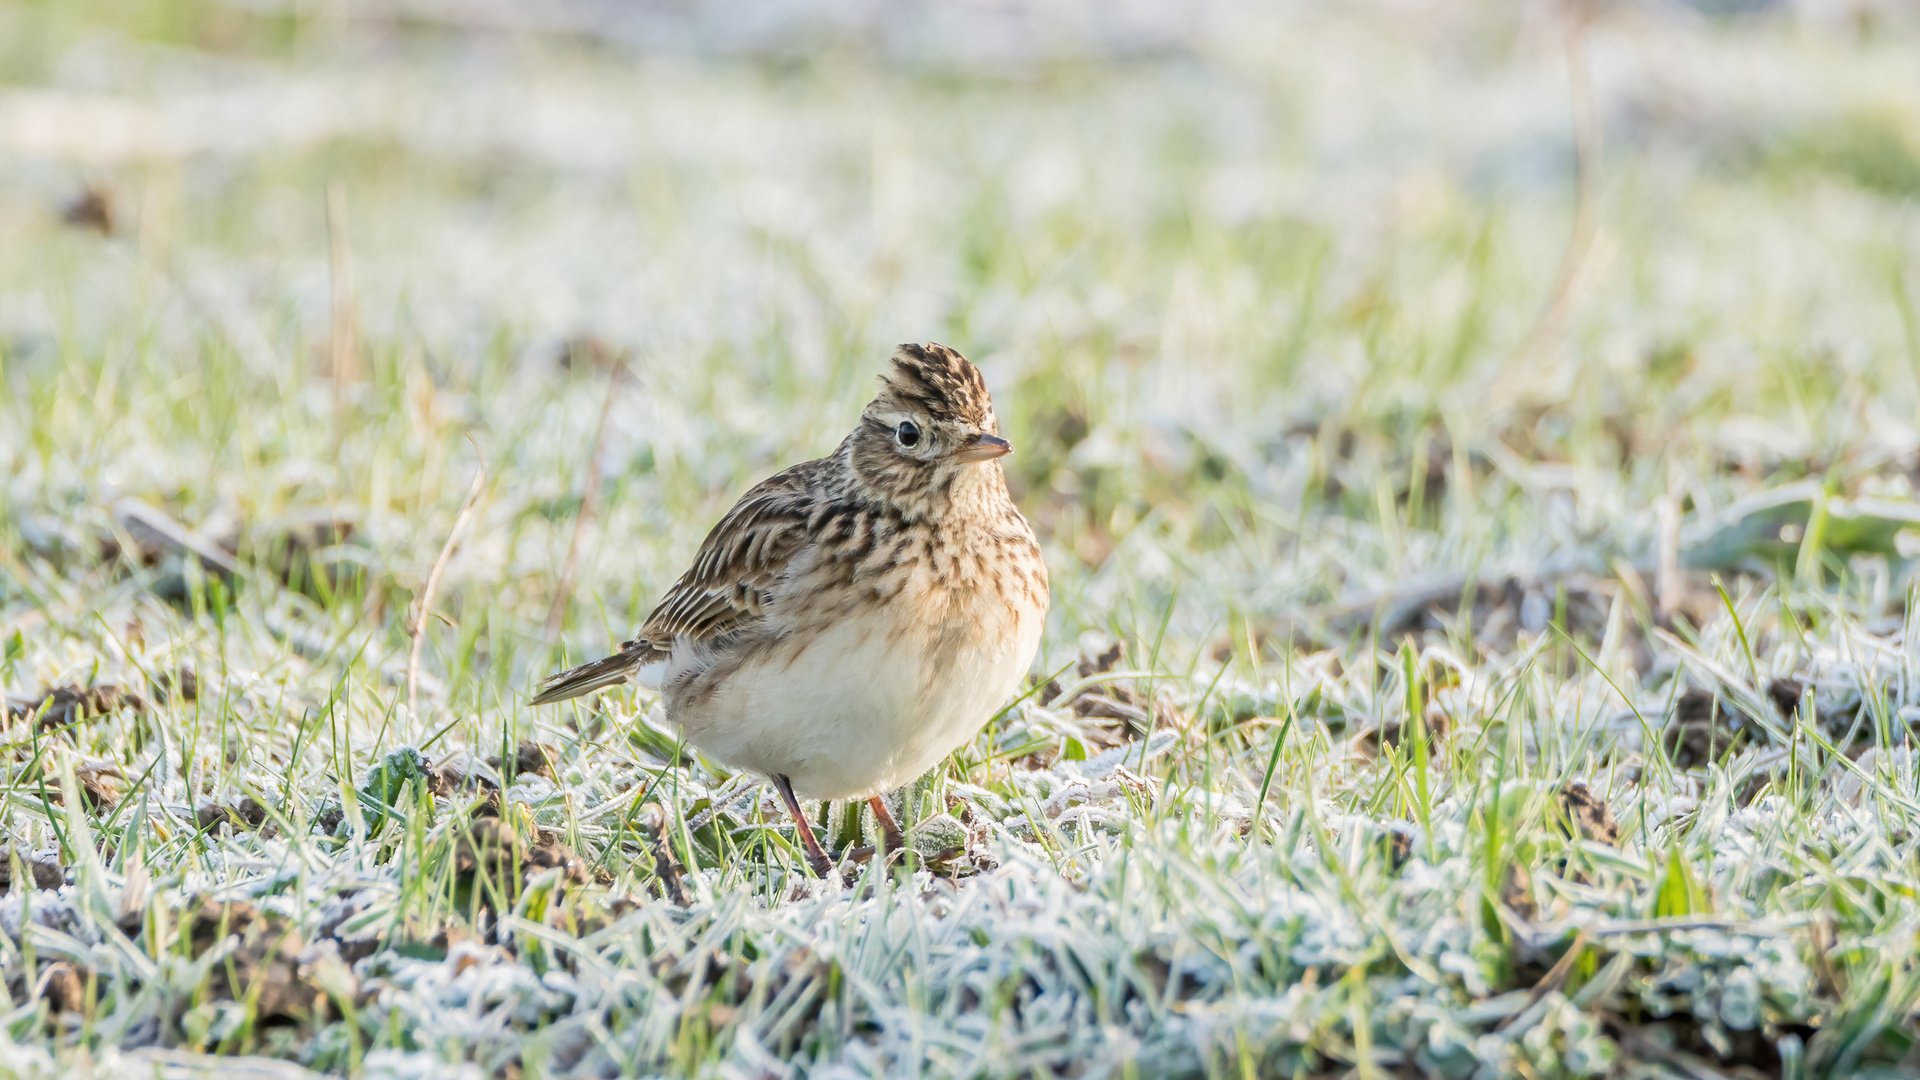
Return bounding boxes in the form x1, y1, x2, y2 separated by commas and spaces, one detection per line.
867, 796, 908, 862
772, 773, 838, 880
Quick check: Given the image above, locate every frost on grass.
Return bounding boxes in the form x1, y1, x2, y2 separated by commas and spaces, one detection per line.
7, 1, 1920, 1076
0, 581, 1917, 1077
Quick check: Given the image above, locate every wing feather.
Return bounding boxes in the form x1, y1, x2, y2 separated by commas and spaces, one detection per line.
635, 457, 823, 648
528, 456, 826, 706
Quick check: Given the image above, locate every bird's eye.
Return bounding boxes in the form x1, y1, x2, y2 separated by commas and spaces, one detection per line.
894, 421, 921, 448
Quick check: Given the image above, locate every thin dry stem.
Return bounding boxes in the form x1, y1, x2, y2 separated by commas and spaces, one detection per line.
409, 454, 487, 722
327, 183, 359, 393
1656, 460, 1683, 625
545, 360, 630, 641
1503, 16, 1599, 387
1496, 929, 1592, 1033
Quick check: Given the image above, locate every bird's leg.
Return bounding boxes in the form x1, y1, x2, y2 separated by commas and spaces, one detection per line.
868, 796, 907, 858
772, 774, 834, 878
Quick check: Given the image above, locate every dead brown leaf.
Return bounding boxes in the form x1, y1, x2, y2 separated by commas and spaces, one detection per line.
6, 684, 140, 730
107, 498, 241, 578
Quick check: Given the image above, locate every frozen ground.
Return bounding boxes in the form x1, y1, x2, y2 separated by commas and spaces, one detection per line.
3, 1, 1920, 1076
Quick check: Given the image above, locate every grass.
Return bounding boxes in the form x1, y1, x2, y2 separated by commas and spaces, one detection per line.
4, 2, 1920, 1077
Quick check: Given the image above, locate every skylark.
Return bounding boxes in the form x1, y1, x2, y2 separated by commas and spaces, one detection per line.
532, 343, 1050, 876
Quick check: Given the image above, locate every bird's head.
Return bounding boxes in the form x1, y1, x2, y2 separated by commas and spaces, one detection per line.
848, 342, 1011, 510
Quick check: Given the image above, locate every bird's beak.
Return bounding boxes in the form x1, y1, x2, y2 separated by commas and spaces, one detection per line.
950, 432, 1013, 463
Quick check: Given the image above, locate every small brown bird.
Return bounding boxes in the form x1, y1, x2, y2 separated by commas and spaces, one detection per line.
532, 343, 1049, 875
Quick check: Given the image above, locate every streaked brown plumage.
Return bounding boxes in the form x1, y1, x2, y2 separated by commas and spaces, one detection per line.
532, 343, 1049, 875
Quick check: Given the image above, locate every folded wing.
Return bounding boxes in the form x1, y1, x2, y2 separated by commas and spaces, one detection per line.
528, 458, 823, 705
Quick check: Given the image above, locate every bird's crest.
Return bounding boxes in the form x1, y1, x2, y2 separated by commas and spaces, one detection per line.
876, 343, 994, 427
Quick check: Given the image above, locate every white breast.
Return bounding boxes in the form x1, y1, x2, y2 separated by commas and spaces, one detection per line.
665, 588, 1044, 801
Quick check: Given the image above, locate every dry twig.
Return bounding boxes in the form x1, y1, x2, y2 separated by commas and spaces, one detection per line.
1656, 460, 1683, 625
326, 183, 360, 393
1495, 929, 1592, 1033
1503, 10, 1600, 387
408, 452, 487, 721
545, 360, 630, 640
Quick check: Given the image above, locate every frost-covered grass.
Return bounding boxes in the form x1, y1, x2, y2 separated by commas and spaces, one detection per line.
4, 2, 1920, 1077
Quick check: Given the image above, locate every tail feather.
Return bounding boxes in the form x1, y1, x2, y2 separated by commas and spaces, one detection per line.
528, 640, 660, 706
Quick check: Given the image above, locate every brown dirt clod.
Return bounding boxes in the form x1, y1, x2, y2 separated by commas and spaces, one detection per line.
1501, 861, 1536, 922
1388, 828, 1415, 869
1767, 677, 1804, 721
526, 841, 592, 885
1664, 679, 1806, 768
1558, 782, 1619, 845
1662, 686, 1765, 767
60, 187, 115, 235
151, 666, 199, 703
488, 741, 561, 780
1370, 709, 1454, 757
188, 900, 340, 1022
428, 760, 500, 799
39, 962, 87, 1014
75, 761, 126, 810
197, 797, 270, 833
0, 849, 64, 891
453, 817, 523, 878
